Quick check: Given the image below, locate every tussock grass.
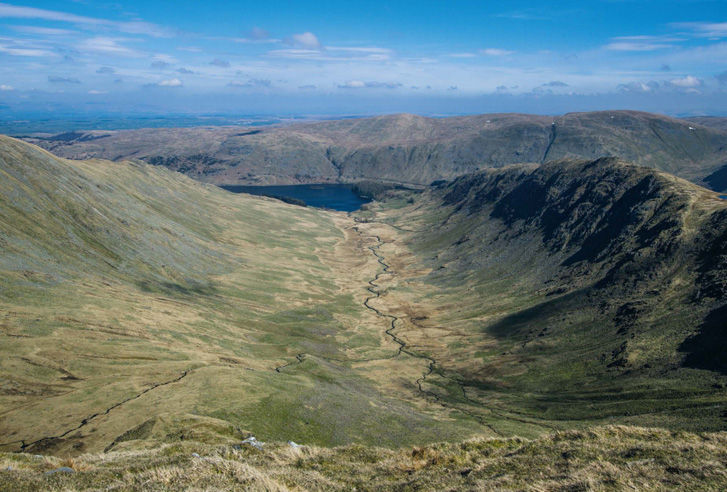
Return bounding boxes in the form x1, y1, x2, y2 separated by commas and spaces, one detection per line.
2, 425, 726, 490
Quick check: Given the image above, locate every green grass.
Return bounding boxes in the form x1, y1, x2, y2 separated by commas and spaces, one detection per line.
3, 137, 727, 489
0, 136, 482, 457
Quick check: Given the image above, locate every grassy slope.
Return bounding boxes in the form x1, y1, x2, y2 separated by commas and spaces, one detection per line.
2, 425, 727, 490
357, 158, 727, 436
3, 137, 727, 489
0, 135, 482, 457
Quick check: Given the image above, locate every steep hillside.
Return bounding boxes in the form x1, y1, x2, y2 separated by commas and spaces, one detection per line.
21, 111, 727, 190
0, 136, 483, 457
358, 158, 727, 432
2, 136, 727, 488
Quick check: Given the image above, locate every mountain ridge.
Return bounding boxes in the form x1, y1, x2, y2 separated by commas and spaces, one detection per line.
20, 110, 727, 190
358, 157, 727, 431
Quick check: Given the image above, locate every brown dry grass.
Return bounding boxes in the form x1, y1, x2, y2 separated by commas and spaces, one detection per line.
2, 425, 727, 491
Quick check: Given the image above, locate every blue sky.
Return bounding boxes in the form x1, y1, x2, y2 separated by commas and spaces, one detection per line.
0, 0, 726, 116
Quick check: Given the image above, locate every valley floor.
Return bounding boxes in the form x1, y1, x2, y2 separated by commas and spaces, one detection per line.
0, 209, 488, 455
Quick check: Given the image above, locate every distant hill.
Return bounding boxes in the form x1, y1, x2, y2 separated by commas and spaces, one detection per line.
21, 110, 727, 191
686, 116, 727, 131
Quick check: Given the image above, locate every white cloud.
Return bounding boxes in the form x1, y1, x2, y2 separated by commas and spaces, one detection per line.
0, 2, 173, 37
152, 53, 176, 64
337, 80, 401, 89
605, 42, 669, 51
234, 36, 281, 44
363, 81, 402, 89
325, 46, 392, 60
112, 21, 173, 38
669, 75, 702, 88
338, 80, 365, 88
672, 22, 727, 38
0, 43, 52, 56
326, 46, 390, 54
290, 32, 320, 49
618, 81, 660, 93
0, 3, 101, 24
616, 76, 704, 94
267, 48, 320, 58
228, 78, 271, 88
267, 46, 391, 62
604, 35, 682, 51
481, 48, 514, 56
10, 25, 76, 35
157, 78, 182, 87
0, 84, 13, 90
78, 37, 140, 57
88, 89, 107, 94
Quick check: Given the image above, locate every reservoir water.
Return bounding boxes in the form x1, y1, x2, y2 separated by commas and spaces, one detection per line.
220, 183, 371, 212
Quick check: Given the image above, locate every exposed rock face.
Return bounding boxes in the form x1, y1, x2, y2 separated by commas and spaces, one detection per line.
430, 157, 727, 312
21, 111, 727, 190
447, 159, 696, 286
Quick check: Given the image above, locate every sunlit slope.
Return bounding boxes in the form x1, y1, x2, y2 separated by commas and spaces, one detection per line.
4, 425, 727, 491
359, 158, 727, 434
23, 110, 727, 189
0, 135, 481, 456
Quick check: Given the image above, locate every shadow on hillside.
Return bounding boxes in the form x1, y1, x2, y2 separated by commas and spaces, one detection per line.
485, 289, 589, 339
679, 304, 727, 374
704, 163, 727, 192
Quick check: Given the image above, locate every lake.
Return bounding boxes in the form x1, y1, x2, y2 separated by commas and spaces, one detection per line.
220, 183, 371, 212
720, 195, 727, 200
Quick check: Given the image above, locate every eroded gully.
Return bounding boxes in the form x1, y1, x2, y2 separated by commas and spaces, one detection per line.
1, 370, 190, 453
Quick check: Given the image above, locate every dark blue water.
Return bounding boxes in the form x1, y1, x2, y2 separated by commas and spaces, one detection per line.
720, 195, 727, 200
220, 184, 370, 212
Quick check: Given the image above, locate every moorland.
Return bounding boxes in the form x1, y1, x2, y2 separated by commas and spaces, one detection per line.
1, 110, 727, 489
